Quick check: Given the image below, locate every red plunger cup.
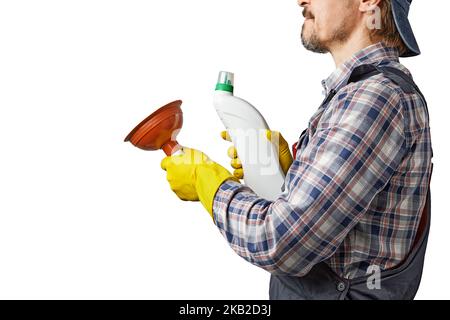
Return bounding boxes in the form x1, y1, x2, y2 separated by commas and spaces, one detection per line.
124, 100, 184, 156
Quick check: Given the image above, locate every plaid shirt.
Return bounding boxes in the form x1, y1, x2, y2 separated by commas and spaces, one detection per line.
212, 42, 433, 279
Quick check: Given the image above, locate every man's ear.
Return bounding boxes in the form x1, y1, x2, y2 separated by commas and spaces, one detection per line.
359, 0, 382, 13
359, 0, 383, 31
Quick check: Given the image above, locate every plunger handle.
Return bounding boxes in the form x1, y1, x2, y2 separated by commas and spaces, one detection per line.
161, 140, 183, 156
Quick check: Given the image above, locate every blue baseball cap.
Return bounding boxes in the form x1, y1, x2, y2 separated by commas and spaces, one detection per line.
391, 0, 420, 57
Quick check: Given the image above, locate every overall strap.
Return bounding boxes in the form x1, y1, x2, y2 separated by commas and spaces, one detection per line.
413, 162, 433, 249
348, 64, 428, 106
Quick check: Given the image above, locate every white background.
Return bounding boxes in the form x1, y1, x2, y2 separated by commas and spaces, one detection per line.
0, 0, 448, 299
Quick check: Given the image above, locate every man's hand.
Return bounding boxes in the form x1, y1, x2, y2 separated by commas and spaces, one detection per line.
161, 147, 239, 218
220, 130, 294, 179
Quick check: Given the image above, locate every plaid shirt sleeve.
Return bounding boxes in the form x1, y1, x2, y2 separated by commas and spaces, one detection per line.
212, 81, 407, 277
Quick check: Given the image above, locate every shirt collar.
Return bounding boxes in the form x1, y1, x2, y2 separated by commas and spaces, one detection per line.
322, 42, 400, 95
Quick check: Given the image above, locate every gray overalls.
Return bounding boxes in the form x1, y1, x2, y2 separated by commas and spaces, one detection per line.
269, 64, 433, 300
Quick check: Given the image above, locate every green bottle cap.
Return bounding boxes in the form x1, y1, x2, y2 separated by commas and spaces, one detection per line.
215, 71, 234, 93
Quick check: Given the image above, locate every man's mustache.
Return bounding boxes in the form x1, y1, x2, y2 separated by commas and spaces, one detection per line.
302, 9, 314, 19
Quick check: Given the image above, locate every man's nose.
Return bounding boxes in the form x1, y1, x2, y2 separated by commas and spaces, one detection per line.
298, 0, 310, 8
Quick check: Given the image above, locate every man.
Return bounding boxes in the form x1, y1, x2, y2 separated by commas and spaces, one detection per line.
161, 0, 433, 300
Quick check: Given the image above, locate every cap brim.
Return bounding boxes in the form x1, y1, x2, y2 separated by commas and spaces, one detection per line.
391, 1, 420, 57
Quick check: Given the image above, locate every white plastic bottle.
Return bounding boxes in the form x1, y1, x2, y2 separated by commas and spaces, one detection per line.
213, 71, 285, 200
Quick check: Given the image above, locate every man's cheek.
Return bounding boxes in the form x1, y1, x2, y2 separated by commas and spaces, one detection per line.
315, 20, 326, 39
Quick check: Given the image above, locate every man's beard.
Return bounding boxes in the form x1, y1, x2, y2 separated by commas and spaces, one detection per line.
301, 23, 351, 54
301, 24, 329, 53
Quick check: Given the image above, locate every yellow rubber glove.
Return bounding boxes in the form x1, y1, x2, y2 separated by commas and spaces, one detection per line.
160, 147, 239, 218
220, 130, 293, 179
